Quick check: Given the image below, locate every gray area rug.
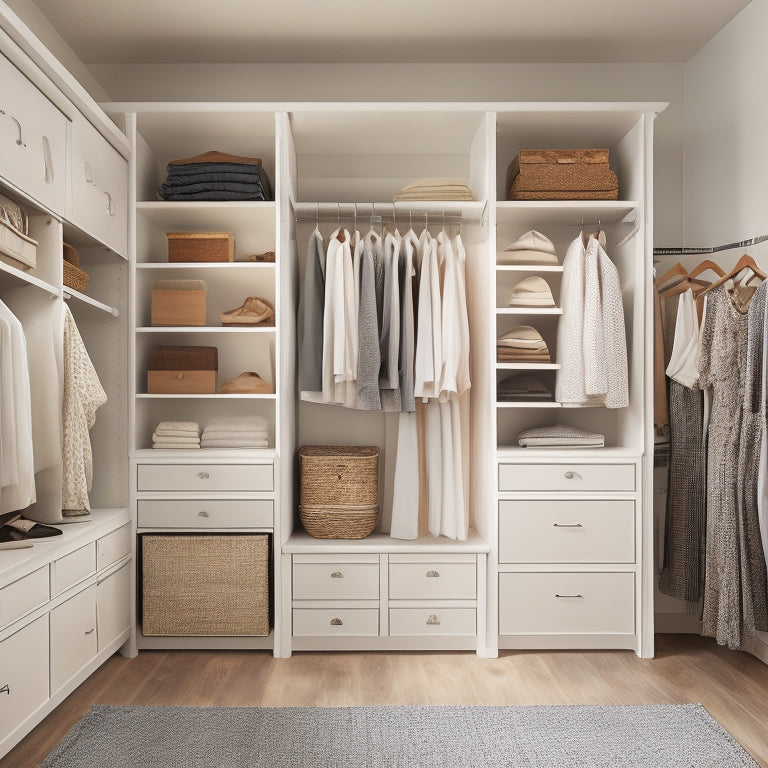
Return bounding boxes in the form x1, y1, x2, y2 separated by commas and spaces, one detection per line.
40, 703, 757, 768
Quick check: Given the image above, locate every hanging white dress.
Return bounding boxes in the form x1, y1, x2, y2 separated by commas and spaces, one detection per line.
61, 305, 107, 514
556, 236, 588, 404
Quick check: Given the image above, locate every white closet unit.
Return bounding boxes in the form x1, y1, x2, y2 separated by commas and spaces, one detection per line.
121, 106, 281, 652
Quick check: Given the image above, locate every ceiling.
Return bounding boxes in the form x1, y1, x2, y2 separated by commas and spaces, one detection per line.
23, 0, 750, 64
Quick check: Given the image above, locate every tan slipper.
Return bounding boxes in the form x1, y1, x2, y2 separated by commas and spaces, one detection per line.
220, 296, 274, 326
220, 372, 275, 394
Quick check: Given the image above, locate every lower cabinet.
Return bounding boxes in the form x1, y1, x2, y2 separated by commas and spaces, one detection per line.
50, 585, 98, 694
97, 561, 132, 651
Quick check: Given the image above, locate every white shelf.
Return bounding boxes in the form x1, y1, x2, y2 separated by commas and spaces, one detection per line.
135, 262, 275, 269
496, 200, 639, 228
496, 402, 562, 408
496, 363, 560, 370
64, 289, 119, 317
136, 393, 277, 399
132, 448, 276, 460
497, 446, 643, 460
496, 265, 564, 272
0, 260, 59, 296
137, 326, 275, 333
284, 530, 490, 554
293, 199, 486, 223
496, 308, 562, 315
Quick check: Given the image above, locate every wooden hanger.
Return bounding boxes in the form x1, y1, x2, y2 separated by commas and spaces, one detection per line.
688, 259, 725, 280
655, 262, 688, 290
659, 276, 709, 301
696, 253, 767, 296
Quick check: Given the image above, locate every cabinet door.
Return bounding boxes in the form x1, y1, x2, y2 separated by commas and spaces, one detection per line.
0, 52, 67, 214
97, 561, 132, 651
69, 111, 128, 256
0, 615, 49, 745
50, 585, 97, 694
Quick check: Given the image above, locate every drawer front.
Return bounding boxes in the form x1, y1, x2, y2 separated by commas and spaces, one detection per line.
499, 500, 635, 564
97, 523, 132, 571
97, 561, 131, 651
389, 562, 476, 600
293, 608, 379, 637
0, 566, 49, 630
53, 543, 96, 595
0, 52, 67, 214
498, 463, 635, 492
137, 463, 274, 492
389, 608, 476, 637
138, 499, 273, 529
50, 585, 98, 693
70, 111, 128, 256
293, 562, 379, 600
0, 615, 49, 744
499, 572, 635, 635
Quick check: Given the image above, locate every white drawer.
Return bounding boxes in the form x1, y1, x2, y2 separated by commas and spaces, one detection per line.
389, 608, 476, 636
498, 463, 635, 492
0, 566, 49, 630
69, 111, 128, 256
0, 52, 67, 214
52, 542, 96, 595
97, 561, 131, 651
499, 500, 635, 564
499, 572, 635, 635
137, 463, 274, 493
293, 561, 379, 600
292, 608, 379, 637
0, 615, 49, 745
138, 499, 273, 529
389, 561, 476, 600
50, 585, 98, 694
97, 523, 131, 571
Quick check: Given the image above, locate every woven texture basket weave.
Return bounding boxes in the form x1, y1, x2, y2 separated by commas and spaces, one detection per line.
141, 534, 270, 636
298, 445, 379, 539
62, 243, 90, 292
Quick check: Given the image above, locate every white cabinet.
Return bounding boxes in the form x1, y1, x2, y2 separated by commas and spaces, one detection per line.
0, 616, 49, 746
69, 111, 128, 256
0, 52, 67, 214
97, 561, 132, 651
50, 585, 98, 694
0, 566, 48, 628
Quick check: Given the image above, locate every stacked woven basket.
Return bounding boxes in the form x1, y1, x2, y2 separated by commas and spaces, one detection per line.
62, 242, 89, 292
298, 445, 379, 539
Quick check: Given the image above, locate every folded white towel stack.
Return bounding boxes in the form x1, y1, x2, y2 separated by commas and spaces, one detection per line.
153, 420, 201, 449
201, 416, 270, 448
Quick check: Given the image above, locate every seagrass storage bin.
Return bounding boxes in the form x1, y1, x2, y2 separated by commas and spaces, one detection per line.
167, 231, 234, 262
298, 445, 379, 539
141, 533, 270, 636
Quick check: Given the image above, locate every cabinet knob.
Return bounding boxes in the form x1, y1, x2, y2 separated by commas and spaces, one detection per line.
426, 570, 440, 578
198, 510, 210, 518
0, 109, 25, 147
197, 472, 210, 479
85, 628, 95, 636
330, 618, 343, 626
0, 684, 9, 695
330, 571, 343, 579
564, 471, 583, 480
553, 523, 583, 528
555, 594, 583, 599
426, 614, 440, 626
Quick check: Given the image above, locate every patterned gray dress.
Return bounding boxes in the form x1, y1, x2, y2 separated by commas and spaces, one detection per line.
698, 283, 768, 649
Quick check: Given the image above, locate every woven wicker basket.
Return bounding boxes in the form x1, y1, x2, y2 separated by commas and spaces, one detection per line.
62, 243, 90, 292
298, 445, 379, 539
141, 533, 270, 636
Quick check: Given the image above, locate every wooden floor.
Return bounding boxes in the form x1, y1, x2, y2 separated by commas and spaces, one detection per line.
4, 634, 768, 767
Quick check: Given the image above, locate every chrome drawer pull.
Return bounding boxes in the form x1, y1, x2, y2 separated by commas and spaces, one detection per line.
0, 684, 9, 695
330, 571, 344, 579
85, 161, 96, 186
553, 523, 583, 528
197, 472, 210, 479
555, 594, 583, 599
0, 109, 25, 146
330, 618, 343, 626
426, 570, 440, 578
426, 614, 440, 626
85, 628, 95, 635
564, 471, 583, 480
198, 510, 210, 518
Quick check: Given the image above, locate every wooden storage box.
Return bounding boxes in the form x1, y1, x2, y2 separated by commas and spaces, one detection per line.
141, 534, 270, 636
167, 231, 234, 262
147, 345, 217, 394
151, 279, 207, 326
507, 149, 619, 200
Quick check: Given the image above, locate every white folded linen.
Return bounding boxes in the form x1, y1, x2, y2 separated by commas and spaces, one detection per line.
202, 416, 269, 433
152, 442, 201, 450
152, 433, 201, 444
155, 421, 200, 432
201, 430, 269, 441
200, 438, 269, 448
154, 428, 201, 438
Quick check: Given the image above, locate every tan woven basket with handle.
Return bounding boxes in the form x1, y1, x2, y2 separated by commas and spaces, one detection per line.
298, 445, 379, 538
62, 243, 90, 292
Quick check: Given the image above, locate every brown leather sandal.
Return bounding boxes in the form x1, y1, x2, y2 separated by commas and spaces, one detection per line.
219, 297, 274, 326
219, 372, 275, 394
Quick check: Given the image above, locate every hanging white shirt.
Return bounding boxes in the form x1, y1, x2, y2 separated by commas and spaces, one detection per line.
666, 288, 700, 388
556, 235, 588, 404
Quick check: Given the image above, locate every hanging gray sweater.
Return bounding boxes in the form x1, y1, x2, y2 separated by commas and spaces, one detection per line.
297, 228, 325, 392
357, 233, 382, 409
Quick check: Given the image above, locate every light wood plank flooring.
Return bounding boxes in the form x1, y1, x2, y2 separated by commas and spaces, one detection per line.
3, 634, 768, 767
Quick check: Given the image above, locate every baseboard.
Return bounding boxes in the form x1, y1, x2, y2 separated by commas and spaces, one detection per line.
654, 613, 701, 633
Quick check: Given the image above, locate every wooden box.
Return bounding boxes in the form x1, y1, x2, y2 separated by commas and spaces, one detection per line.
507, 149, 619, 200
151, 279, 207, 326
167, 231, 234, 262
147, 345, 217, 394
